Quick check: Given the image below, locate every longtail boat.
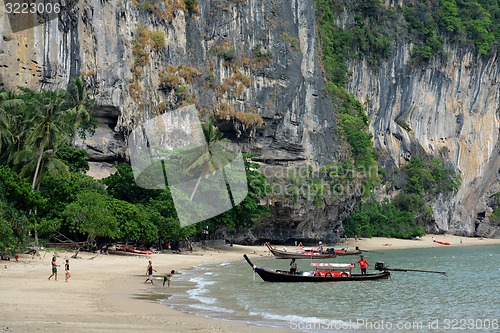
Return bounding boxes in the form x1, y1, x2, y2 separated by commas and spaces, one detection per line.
243, 254, 391, 282
109, 246, 151, 256
266, 243, 362, 259
329, 247, 363, 256
265, 243, 337, 259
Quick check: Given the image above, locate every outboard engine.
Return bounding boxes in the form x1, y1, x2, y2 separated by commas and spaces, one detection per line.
375, 262, 385, 271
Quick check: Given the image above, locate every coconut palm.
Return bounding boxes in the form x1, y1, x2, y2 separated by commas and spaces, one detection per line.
15, 77, 92, 189
181, 122, 237, 203
0, 103, 12, 155
0, 89, 23, 157
66, 76, 95, 139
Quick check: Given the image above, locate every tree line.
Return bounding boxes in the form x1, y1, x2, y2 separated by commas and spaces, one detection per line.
0, 78, 271, 254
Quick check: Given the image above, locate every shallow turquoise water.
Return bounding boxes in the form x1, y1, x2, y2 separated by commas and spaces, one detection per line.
157, 245, 500, 332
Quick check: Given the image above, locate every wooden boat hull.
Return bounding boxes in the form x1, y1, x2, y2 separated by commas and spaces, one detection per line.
266, 243, 337, 259
126, 249, 151, 254
266, 243, 361, 259
108, 250, 145, 256
269, 249, 338, 259
334, 250, 363, 256
244, 255, 390, 282
255, 267, 390, 282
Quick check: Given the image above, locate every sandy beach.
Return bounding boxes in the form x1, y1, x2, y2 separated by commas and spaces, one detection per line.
1, 234, 498, 332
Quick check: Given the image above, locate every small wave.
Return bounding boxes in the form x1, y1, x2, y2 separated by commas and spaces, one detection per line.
189, 304, 235, 313
187, 287, 208, 296
219, 262, 231, 267
192, 264, 209, 270
188, 294, 217, 304
189, 276, 216, 287
248, 311, 359, 329
187, 276, 219, 304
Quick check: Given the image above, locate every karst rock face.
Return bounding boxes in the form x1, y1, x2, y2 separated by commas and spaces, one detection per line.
1, 0, 498, 240
348, 44, 499, 238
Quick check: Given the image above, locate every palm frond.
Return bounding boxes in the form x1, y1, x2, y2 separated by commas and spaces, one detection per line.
45, 158, 70, 178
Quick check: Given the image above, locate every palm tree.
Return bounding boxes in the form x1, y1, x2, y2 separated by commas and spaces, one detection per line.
14, 149, 71, 189
66, 76, 95, 139
15, 77, 92, 189
0, 89, 23, 157
181, 122, 237, 203
0, 100, 12, 155
12, 77, 93, 244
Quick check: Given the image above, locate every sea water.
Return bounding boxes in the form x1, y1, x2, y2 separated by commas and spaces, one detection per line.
156, 245, 500, 332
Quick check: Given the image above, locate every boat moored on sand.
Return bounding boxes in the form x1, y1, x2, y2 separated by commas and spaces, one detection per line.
265, 243, 338, 259
265, 243, 361, 259
433, 240, 451, 245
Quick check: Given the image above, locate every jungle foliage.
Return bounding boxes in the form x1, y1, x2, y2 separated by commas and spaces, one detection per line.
0, 81, 271, 253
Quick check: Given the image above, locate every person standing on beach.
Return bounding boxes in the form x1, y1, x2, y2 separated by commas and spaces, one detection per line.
357, 255, 368, 275
48, 256, 60, 281
65, 259, 71, 282
163, 270, 175, 287
145, 260, 157, 285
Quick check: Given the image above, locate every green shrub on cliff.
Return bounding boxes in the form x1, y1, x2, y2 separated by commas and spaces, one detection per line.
403, 157, 461, 197
490, 209, 500, 225
315, 0, 499, 66
345, 157, 460, 238
184, 0, 198, 14
490, 192, 500, 225
344, 196, 426, 239
404, 0, 498, 57
315, 0, 379, 176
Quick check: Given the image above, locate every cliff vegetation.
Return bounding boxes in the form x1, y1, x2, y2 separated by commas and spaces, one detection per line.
314, 0, 497, 238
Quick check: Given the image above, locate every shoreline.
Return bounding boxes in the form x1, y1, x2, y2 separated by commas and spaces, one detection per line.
0, 235, 499, 332
105, 246, 294, 333
343, 234, 500, 251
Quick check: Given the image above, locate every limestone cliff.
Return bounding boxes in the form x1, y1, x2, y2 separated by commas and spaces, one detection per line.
0, 0, 354, 242
348, 44, 499, 237
0, 0, 498, 239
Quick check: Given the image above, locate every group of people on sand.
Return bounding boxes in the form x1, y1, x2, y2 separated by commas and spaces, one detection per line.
48, 256, 71, 282
144, 260, 175, 287
47, 256, 173, 286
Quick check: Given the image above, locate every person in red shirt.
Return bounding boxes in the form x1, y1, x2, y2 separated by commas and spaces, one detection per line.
357, 255, 368, 275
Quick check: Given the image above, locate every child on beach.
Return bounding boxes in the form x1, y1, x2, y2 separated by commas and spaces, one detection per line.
163, 270, 175, 287
65, 259, 71, 282
48, 256, 60, 281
